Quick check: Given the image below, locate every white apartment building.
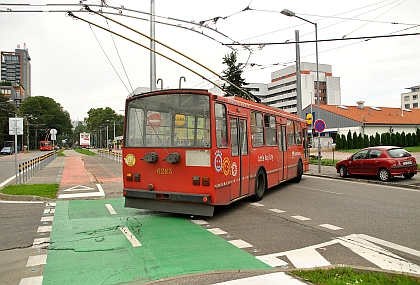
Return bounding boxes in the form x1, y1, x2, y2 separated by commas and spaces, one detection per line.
401, 85, 420, 109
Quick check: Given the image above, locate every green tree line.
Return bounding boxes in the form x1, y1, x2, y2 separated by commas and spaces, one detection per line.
335, 129, 420, 150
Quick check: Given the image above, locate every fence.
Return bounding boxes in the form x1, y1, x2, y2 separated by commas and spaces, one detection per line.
18, 151, 57, 184
97, 149, 122, 164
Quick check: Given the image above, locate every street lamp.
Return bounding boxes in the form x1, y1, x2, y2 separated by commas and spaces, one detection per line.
281, 9, 322, 173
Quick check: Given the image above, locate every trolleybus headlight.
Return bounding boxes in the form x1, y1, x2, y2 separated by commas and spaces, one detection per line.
126, 172, 133, 181
192, 176, 200, 186
202, 176, 210, 186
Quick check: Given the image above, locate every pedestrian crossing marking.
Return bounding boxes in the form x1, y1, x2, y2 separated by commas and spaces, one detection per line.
256, 234, 420, 275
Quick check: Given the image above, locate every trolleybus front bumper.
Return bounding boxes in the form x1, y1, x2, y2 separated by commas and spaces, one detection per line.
123, 189, 214, 217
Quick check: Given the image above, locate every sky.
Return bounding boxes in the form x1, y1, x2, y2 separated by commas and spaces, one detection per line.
1, 0, 419, 121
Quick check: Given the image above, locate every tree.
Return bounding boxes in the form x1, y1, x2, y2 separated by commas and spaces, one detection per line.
19, 96, 72, 149
374, 132, 381, 146
413, 133, 419, 146
352, 132, 358, 148
84, 107, 124, 148
381, 133, 388, 146
369, 135, 375, 147
221, 51, 248, 98
391, 133, 397, 146
335, 135, 342, 150
341, 134, 347, 149
347, 130, 353, 149
407, 133, 413, 147
364, 134, 370, 148
401, 131, 407, 147
358, 133, 364, 149
396, 132, 402, 146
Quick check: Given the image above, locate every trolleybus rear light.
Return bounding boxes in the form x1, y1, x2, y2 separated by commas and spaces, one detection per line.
126, 173, 133, 181
203, 197, 208, 203
134, 173, 140, 182
192, 176, 200, 186
202, 176, 210, 186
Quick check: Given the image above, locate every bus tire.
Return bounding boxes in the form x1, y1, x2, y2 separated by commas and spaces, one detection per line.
253, 169, 266, 201
291, 160, 303, 183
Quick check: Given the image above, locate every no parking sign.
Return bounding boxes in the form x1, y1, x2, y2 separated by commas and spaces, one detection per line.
314, 119, 326, 133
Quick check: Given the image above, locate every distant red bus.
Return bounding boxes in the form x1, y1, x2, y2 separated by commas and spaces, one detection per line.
122, 89, 309, 216
39, 140, 53, 151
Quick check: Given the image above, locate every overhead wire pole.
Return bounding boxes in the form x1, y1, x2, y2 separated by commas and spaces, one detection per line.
282, 9, 321, 173
150, 0, 156, 91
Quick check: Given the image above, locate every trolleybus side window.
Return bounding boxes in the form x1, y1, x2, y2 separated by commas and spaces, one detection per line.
295, 122, 302, 145
215, 103, 228, 148
250, 111, 263, 147
264, 115, 277, 146
127, 108, 145, 147
240, 119, 248, 155
286, 119, 296, 146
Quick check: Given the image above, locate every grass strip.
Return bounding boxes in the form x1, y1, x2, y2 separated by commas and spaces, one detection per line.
292, 267, 420, 285
1, 184, 59, 199
74, 148, 96, 156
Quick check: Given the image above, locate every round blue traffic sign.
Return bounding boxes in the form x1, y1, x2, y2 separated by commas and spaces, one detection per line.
314, 119, 326, 132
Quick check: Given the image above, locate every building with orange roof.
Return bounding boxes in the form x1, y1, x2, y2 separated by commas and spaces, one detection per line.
303, 101, 420, 147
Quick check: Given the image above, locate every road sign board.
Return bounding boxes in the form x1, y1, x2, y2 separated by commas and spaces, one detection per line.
148, 113, 162, 129
9, 117, 24, 135
314, 119, 326, 132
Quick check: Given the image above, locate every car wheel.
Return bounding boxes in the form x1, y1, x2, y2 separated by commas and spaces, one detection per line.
339, 166, 348, 178
253, 169, 266, 201
403, 173, 414, 179
378, 168, 391, 182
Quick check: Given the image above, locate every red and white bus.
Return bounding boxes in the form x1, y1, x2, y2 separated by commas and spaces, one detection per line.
122, 89, 309, 216
39, 140, 53, 151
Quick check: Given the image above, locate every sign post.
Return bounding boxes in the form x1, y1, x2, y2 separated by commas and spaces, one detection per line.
50, 129, 57, 149
314, 119, 326, 173
9, 117, 24, 184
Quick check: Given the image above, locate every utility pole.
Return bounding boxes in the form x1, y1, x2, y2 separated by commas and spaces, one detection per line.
150, 0, 156, 91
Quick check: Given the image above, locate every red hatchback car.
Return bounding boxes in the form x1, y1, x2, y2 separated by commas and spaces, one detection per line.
335, 146, 418, 182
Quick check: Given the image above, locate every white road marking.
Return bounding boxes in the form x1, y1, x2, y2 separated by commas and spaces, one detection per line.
257, 234, 420, 274
58, 184, 105, 199
229, 239, 253, 249
213, 272, 308, 285
291, 215, 311, 221
0, 175, 15, 189
19, 276, 43, 285
250, 202, 265, 207
119, 227, 141, 247
319, 224, 343, 230
294, 185, 343, 195
63, 185, 94, 192
105, 204, 117, 215
37, 226, 52, 233
287, 247, 331, 269
207, 228, 228, 235
46, 202, 56, 207
269, 208, 286, 213
41, 216, 53, 222
43, 209, 55, 214
191, 219, 208, 225
0, 200, 44, 204
32, 238, 50, 248
338, 235, 420, 274
26, 254, 47, 267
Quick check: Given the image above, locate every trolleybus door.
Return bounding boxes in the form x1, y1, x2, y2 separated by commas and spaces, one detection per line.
278, 124, 286, 182
229, 117, 250, 200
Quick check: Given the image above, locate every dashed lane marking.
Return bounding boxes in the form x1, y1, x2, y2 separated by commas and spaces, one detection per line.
229, 239, 253, 249
207, 228, 228, 235
119, 227, 142, 247
320, 224, 343, 230
105, 204, 117, 215
26, 255, 47, 267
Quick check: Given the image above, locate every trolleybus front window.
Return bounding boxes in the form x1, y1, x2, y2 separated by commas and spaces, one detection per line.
126, 94, 210, 148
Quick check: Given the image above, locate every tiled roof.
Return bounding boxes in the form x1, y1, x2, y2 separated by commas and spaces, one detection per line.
317, 105, 420, 125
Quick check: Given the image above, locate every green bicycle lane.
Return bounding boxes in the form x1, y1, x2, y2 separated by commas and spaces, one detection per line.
43, 198, 272, 284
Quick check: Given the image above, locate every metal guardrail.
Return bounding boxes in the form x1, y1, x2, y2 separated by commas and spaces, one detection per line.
97, 149, 122, 164
18, 151, 57, 184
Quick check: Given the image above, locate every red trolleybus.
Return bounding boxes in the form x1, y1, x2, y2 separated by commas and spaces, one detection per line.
39, 140, 53, 151
122, 89, 309, 216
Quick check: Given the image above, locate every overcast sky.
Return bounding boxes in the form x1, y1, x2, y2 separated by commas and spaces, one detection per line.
1, 0, 419, 121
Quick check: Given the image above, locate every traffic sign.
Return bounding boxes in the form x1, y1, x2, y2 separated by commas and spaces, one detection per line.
148, 113, 163, 129
314, 119, 326, 133
305, 113, 313, 125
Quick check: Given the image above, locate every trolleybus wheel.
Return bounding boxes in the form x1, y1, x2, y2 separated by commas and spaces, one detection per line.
291, 160, 303, 183
253, 169, 266, 201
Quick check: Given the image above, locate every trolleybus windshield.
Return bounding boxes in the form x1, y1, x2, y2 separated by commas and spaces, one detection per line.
126, 93, 210, 148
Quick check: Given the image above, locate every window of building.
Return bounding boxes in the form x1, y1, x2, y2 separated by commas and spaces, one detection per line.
413, 95, 418, 100
404, 96, 409, 101
405, 104, 410, 108
413, 103, 419, 108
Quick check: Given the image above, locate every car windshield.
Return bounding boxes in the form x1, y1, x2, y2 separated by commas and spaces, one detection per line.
387, 148, 412, 158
